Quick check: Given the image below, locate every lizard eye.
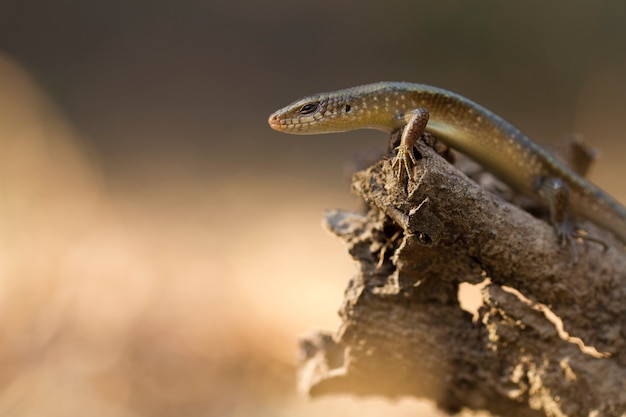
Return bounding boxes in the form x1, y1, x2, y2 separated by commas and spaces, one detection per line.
298, 102, 319, 115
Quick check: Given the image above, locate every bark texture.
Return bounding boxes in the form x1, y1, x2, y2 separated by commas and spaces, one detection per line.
297, 132, 626, 417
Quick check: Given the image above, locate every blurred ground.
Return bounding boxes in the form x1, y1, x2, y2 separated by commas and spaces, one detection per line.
0, 1, 624, 416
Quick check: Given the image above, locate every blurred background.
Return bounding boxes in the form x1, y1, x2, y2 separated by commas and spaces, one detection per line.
0, 1, 624, 416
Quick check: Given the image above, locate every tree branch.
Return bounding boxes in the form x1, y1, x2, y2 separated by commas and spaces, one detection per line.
297, 133, 626, 417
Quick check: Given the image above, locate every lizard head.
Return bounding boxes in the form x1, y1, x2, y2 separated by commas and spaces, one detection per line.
268, 83, 407, 134
268, 94, 353, 134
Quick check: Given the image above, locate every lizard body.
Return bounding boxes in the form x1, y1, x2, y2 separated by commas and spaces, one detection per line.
268, 82, 626, 247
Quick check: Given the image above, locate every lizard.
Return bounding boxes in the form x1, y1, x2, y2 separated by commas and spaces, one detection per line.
268, 81, 626, 250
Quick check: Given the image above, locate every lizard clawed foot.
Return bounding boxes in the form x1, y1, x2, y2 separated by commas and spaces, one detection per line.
539, 177, 609, 264
391, 144, 418, 180
390, 108, 430, 182
555, 221, 608, 264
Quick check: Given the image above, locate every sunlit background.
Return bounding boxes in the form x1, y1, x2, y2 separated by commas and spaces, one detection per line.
0, 1, 624, 416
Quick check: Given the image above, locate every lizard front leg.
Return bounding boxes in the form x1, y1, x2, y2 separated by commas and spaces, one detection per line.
392, 108, 430, 180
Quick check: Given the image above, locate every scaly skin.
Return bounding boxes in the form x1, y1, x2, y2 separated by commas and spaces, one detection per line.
268, 82, 626, 247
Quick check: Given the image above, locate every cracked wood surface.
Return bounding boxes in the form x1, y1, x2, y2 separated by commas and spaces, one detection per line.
297, 133, 626, 417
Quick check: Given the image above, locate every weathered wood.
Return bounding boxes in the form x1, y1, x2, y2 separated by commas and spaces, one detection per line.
297, 132, 626, 417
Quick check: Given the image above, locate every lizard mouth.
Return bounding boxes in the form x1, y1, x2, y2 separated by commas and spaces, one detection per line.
268, 112, 284, 131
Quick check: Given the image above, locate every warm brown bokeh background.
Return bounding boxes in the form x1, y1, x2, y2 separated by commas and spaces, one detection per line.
0, 1, 624, 416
